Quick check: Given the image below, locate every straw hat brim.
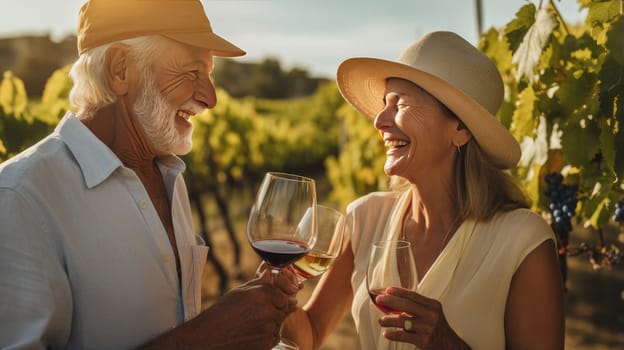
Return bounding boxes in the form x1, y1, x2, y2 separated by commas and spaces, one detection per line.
336, 57, 521, 169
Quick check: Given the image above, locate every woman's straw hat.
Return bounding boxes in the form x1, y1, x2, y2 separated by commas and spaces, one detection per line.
336, 31, 520, 169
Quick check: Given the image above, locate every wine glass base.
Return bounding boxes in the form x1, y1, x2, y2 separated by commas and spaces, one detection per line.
272, 338, 299, 350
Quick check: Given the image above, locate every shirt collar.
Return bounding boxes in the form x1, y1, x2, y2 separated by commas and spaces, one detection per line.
57, 112, 187, 188
57, 112, 122, 189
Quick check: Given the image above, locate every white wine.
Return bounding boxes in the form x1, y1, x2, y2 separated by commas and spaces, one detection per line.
293, 251, 336, 279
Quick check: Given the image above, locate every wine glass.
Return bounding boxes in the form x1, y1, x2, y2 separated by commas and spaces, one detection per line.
247, 172, 317, 283
247, 172, 316, 350
292, 205, 346, 282
366, 240, 417, 349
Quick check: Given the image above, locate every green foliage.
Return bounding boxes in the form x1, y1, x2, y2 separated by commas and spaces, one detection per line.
511, 6, 559, 82
32, 64, 73, 125
477, 0, 624, 258
0, 71, 28, 120
325, 105, 387, 211
183, 81, 344, 197
0, 70, 56, 162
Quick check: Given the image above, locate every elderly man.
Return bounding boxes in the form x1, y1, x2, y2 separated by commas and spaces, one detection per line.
0, 1, 299, 349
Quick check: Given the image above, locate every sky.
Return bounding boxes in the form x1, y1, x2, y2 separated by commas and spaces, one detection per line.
0, 0, 587, 79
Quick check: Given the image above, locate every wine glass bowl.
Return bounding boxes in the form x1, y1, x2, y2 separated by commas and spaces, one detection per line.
247, 172, 317, 280
292, 205, 346, 281
366, 240, 417, 314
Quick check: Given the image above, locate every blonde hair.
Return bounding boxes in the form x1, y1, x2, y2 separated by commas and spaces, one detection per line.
68, 35, 169, 119
456, 140, 529, 220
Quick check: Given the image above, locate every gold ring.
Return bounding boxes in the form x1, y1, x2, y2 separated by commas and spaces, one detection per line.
403, 318, 413, 332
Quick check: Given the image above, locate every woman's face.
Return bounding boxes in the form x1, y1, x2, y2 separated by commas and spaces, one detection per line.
374, 78, 461, 181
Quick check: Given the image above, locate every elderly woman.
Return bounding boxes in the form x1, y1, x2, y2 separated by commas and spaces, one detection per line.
282, 31, 565, 349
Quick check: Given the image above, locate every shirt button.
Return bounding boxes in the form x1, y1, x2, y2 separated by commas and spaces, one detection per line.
139, 200, 148, 209
163, 254, 171, 263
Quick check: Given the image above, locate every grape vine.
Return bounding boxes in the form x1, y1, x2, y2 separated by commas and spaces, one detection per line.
478, 0, 624, 273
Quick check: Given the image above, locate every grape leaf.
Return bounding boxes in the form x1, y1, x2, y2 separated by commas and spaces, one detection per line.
511, 85, 537, 140
480, 28, 514, 73
512, 7, 559, 83
561, 122, 601, 166
586, 0, 621, 27
598, 56, 624, 122
605, 15, 624, 65
505, 4, 537, 53
599, 118, 616, 173
557, 72, 597, 121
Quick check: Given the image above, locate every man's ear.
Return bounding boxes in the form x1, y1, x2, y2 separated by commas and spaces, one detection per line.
104, 44, 130, 96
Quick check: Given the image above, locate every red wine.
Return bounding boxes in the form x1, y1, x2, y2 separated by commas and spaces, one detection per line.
252, 239, 309, 268
368, 288, 402, 314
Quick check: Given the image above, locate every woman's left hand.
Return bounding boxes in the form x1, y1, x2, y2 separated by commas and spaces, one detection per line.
376, 287, 470, 349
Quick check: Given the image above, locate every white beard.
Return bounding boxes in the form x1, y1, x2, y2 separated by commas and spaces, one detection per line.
132, 71, 193, 156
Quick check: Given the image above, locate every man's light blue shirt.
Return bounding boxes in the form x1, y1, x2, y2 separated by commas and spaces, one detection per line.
0, 112, 208, 349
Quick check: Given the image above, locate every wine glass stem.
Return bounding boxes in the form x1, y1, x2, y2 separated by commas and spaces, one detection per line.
270, 268, 280, 284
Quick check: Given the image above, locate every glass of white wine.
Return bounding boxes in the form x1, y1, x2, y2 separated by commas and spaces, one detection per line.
292, 205, 345, 282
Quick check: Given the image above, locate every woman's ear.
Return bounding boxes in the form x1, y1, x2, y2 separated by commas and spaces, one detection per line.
104, 44, 130, 96
453, 124, 472, 148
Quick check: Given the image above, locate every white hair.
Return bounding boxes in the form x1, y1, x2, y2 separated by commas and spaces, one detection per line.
68, 35, 169, 119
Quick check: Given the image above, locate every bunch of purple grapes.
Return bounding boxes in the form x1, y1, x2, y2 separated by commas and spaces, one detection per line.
544, 172, 578, 233
613, 199, 624, 223
601, 245, 623, 267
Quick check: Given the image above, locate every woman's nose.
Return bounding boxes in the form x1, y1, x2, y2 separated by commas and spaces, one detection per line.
374, 105, 394, 130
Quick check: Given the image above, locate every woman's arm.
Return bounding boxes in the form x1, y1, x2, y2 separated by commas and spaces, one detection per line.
281, 230, 355, 350
505, 239, 566, 349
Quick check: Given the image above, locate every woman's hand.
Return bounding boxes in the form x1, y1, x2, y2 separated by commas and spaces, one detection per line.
376, 287, 471, 349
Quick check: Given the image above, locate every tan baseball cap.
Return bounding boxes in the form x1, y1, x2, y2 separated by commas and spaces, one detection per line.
77, 0, 245, 57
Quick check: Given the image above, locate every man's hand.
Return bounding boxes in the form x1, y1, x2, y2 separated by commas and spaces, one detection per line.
140, 269, 302, 350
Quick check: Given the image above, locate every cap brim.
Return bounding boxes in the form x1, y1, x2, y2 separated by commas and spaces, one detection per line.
164, 32, 245, 57
336, 57, 520, 169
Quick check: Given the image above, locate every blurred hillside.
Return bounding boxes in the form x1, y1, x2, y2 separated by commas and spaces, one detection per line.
0, 35, 76, 96
0, 34, 328, 99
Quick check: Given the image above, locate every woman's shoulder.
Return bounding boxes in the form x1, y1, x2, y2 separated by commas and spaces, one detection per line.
492, 208, 552, 230
485, 208, 556, 250
346, 191, 402, 214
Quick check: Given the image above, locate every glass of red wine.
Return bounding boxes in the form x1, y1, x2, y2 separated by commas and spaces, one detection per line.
366, 240, 417, 348
247, 172, 317, 284
247, 172, 316, 350
292, 205, 345, 282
